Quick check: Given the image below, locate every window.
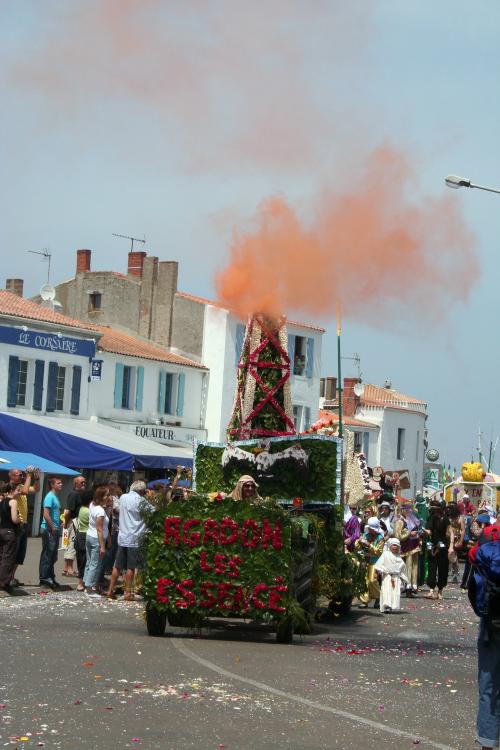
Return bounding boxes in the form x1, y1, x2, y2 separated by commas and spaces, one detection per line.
15, 360, 28, 406
121, 365, 132, 409
88, 292, 102, 311
55, 366, 66, 410
397, 427, 406, 460
164, 372, 173, 414
292, 336, 306, 375
363, 431, 369, 458
303, 406, 311, 430
293, 405, 301, 430
289, 335, 314, 377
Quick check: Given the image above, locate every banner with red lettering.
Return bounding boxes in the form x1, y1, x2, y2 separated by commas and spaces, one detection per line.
144, 498, 292, 620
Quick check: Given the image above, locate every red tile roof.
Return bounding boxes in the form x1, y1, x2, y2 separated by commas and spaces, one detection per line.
360, 384, 426, 408
0, 290, 98, 332
97, 327, 207, 370
175, 291, 326, 332
316, 410, 377, 428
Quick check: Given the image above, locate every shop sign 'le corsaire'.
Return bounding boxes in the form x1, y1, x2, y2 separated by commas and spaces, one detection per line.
0, 324, 96, 358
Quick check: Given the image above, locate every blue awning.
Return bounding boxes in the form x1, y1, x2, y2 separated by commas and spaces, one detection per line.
0, 451, 79, 476
0, 412, 193, 471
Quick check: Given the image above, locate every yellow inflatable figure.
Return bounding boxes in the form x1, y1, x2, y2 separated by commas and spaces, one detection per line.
461, 462, 485, 483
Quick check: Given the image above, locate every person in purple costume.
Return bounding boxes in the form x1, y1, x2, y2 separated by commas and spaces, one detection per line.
344, 502, 361, 551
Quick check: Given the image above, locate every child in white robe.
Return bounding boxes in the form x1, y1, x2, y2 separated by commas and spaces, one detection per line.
374, 538, 408, 613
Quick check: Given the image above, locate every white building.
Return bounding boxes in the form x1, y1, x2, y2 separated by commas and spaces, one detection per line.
318, 377, 427, 496
0, 287, 208, 456
170, 292, 324, 442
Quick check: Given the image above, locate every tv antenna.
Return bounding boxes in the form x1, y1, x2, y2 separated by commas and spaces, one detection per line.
27, 248, 52, 283
341, 352, 362, 381
112, 233, 146, 252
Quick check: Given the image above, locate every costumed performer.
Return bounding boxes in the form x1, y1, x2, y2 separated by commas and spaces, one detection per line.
343, 502, 361, 552
229, 475, 263, 503
394, 500, 422, 597
375, 538, 408, 613
355, 517, 385, 608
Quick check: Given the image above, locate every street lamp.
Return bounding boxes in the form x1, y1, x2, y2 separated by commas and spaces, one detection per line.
445, 174, 500, 195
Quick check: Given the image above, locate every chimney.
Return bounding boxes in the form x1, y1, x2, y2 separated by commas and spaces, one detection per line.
343, 377, 359, 417
76, 249, 91, 274
128, 251, 147, 277
5, 279, 23, 297
326, 376, 337, 401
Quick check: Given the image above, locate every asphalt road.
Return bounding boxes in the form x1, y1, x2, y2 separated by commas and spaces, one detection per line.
0, 580, 478, 750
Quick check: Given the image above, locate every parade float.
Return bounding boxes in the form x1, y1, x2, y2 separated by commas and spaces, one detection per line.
143, 314, 366, 641
444, 461, 500, 509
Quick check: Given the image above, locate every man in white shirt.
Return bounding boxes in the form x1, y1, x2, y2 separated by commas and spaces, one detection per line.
106, 480, 150, 601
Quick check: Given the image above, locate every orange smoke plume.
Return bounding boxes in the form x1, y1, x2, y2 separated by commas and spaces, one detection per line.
215, 147, 478, 324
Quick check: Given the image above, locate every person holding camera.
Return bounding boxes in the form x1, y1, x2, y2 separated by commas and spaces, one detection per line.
0, 482, 21, 595
8, 466, 40, 587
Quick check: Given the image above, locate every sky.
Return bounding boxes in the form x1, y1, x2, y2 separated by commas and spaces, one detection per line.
1, 1, 500, 472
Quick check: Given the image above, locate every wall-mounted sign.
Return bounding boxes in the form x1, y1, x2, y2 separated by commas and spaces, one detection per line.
107, 420, 206, 448
0, 324, 95, 358
426, 448, 440, 462
91, 359, 103, 380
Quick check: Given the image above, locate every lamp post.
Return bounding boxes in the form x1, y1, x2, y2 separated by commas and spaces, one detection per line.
337, 305, 343, 439
445, 175, 500, 195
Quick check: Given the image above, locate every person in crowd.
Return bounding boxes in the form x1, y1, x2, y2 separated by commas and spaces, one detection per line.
104, 480, 122, 576
8, 466, 40, 587
479, 503, 498, 525
468, 513, 500, 749
415, 494, 430, 586
458, 492, 475, 516
378, 501, 394, 537
74, 490, 93, 593
39, 477, 63, 589
83, 486, 111, 597
460, 512, 490, 592
229, 475, 262, 503
63, 475, 86, 577
375, 538, 408, 613
355, 516, 385, 608
394, 500, 422, 597
343, 502, 361, 552
107, 480, 151, 602
424, 499, 454, 600
0, 483, 21, 595
446, 500, 465, 584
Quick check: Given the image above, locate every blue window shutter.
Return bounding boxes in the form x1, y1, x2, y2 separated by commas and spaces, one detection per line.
70, 365, 82, 415
176, 372, 185, 417
158, 370, 166, 413
165, 373, 173, 414
304, 406, 311, 430
7, 356, 20, 407
287, 335, 295, 366
33, 360, 45, 411
46, 362, 58, 412
114, 363, 124, 409
135, 366, 144, 411
235, 324, 245, 366
306, 338, 314, 378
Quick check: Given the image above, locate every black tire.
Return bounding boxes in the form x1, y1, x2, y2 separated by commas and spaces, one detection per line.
276, 616, 294, 643
146, 607, 167, 637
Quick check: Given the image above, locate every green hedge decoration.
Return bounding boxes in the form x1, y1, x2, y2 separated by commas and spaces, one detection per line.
143, 497, 293, 622
194, 437, 337, 501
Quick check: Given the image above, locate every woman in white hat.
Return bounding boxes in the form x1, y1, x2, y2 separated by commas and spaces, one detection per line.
355, 517, 385, 608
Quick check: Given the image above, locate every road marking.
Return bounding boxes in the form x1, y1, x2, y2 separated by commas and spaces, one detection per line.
173, 638, 457, 750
